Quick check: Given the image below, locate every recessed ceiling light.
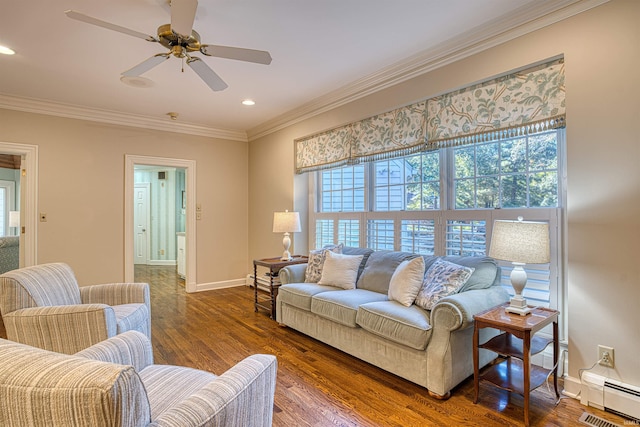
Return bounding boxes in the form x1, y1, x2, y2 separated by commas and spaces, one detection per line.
0, 45, 15, 55
242, 99, 256, 106
120, 75, 154, 88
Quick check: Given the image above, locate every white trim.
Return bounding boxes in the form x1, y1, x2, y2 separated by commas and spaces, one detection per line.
125, 155, 197, 292
147, 260, 177, 266
0, 141, 38, 267
195, 278, 245, 292
0, 94, 247, 142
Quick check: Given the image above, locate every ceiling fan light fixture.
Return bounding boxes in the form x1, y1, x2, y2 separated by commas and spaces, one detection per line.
120, 76, 155, 88
242, 99, 256, 106
0, 45, 15, 55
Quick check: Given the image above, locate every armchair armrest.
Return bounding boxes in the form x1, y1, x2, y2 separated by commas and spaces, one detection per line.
430, 286, 510, 332
75, 330, 154, 371
149, 354, 277, 427
80, 282, 150, 307
279, 264, 308, 284
2, 304, 117, 354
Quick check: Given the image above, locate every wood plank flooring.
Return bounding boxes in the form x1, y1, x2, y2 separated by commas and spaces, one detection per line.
0, 265, 630, 426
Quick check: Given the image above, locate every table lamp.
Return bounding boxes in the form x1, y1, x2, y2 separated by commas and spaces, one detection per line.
273, 210, 301, 261
489, 217, 550, 315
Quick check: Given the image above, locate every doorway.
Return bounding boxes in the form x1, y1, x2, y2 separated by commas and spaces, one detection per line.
124, 155, 196, 292
0, 141, 38, 268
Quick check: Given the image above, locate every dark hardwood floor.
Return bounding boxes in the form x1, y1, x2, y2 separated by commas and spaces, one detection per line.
0, 265, 630, 426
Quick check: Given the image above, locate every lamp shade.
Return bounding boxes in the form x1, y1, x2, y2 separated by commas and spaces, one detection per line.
273, 210, 301, 233
8, 211, 20, 228
489, 218, 550, 264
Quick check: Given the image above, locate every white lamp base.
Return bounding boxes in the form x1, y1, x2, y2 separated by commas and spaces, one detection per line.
506, 263, 533, 316
505, 296, 533, 316
281, 232, 292, 261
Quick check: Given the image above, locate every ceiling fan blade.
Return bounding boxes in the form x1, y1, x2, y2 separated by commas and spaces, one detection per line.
65, 10, 157, 42
170, 0, 198, 38
201, 45, 272, 65
122, 53, 170, 77
186, 57, 228, 92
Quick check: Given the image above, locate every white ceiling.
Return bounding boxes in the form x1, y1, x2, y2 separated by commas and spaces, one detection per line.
0, 0, 596, 140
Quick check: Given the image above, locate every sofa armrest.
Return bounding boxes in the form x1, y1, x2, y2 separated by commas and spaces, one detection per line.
430, 286, 510, 332
149, 354, 278, 427
3, 305, 117, 354
75, 330, 154, 371
279, 264, 308, 284
80, 282, 150, 307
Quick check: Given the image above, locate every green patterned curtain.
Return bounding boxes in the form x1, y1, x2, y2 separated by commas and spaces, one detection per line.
294, 58, 565, 174
426, 59, 565, 149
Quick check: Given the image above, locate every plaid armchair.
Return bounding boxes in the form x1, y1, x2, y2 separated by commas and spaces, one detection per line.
0, 262, 150, 354
0, 331, 277, 426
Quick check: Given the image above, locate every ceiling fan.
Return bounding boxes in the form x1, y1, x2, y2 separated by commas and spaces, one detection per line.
65, 0, 272, 92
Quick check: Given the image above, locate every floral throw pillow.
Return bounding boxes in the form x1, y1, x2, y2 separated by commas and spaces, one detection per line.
304, 244, 343, 283
414, 258, 475, 310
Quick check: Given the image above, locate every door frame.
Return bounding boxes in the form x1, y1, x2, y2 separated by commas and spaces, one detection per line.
0, 141, 38, 267
125, 155, 196, 291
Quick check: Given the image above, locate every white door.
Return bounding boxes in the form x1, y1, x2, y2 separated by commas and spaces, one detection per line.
134, 184, 150, 265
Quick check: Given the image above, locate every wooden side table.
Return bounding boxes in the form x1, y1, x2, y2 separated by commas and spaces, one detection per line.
253, 256, 308, 319
473, 304, 559, 427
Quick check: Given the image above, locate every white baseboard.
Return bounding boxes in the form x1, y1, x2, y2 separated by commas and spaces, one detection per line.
147, 260, 177, 266
195, 278, 245, 292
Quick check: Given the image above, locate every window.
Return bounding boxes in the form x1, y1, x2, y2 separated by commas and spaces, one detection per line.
453, 131, 558, 209
310, 128, 564, 314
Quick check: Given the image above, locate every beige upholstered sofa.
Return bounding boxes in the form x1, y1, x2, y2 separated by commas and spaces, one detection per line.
0, 262, 150, 354
0, 330, 277, 426
276, 247, 509, 398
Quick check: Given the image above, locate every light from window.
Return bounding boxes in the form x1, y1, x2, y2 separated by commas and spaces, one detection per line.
454, 131, 558, 209
315, 219, 334, 249
401, 219, 435, 255
446, 220, 486, 256
320, 165, 365, 212
367, 219, 394, 250
374, 152, 439, 211
338, 219, 360, 248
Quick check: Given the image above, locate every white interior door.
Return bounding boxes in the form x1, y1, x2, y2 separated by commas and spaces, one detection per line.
134, 183, 150, 265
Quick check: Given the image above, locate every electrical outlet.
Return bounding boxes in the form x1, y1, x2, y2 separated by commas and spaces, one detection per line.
598, 345, 615, 368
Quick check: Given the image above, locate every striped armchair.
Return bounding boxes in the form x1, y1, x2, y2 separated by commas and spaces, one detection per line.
0, 262, 150, 354
0, 331, 278, 426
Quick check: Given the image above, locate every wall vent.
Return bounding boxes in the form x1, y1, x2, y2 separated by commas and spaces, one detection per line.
158, 171, 167, 180
578, 412, 620, 427
581, 373, 640, 421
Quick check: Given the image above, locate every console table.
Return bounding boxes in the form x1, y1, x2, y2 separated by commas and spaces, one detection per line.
253, 256, 308, 319
473, 304, 559, 427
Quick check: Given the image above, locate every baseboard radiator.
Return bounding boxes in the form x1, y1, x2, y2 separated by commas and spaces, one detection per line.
581, 373, 640, 421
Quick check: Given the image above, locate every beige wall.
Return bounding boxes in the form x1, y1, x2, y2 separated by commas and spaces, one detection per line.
0, 110, 249, 287
249, 0, 640, 389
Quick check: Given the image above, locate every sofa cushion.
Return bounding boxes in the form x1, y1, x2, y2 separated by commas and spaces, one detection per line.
113, 303, 150, 335
305, 244, 343, 283
415, 259, 475, 310
342, 247, 374, 282
442, 256, 500, 291
356, 301, 432, 351
387, 256, 425, 307
311, 289, 388, 327
317, 252, 364, 289
356, 251, 416, 293
278, 283, 341, 311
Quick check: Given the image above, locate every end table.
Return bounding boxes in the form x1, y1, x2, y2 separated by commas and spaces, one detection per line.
253, 256, 308, 319
473, 303, 559, 427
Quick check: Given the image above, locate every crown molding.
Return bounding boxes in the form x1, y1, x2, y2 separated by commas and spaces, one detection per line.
0, 93, 248, 142
247, 0, 609, 141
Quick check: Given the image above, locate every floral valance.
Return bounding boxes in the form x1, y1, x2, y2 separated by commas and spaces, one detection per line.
426, 59, 565, 148
295, 58, 565, 174
294, 101, 427, 174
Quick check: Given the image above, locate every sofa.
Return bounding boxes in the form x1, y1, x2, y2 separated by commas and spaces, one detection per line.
0, 330, 278, 426
276, 246, 509, 398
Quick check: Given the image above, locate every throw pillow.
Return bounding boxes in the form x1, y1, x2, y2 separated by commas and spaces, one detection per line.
317, 251, 364, 289
388, 256, 425, 307
415, 258, 475, 310
304, 244, 343, 283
